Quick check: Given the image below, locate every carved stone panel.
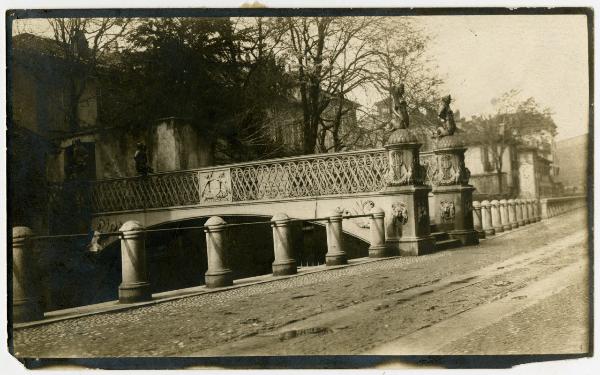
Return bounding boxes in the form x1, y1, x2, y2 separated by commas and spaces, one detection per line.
432, 152, 470, 186
384, 146, 427, 187
391, 202, 409, 225
199, 169, 232, 203
440, 200, 456, 223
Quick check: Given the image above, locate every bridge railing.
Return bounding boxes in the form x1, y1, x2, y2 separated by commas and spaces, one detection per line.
540, 195, 587, 219
90, 148, 388, 213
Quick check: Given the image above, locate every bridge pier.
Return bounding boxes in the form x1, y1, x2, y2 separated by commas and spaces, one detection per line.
271, 213, 297, 276
430, 139, 478, 246
118, 221, 152, 303
368, 207, 388, 258
326, 208, 348, 266
204, 216, 233, 288
382, 130, 434, 256
12, 227, 44, 323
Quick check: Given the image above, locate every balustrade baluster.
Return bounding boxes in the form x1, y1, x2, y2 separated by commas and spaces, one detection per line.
499, 199, 511, 231
481, 200, 495, 236
491, 200, 503, 233
472, 201, 485, 238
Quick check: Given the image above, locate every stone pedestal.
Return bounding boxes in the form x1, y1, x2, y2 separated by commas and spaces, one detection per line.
204, 216, 233, 288
271, 213, 297, 276
382, 129, 435, 255
430, 136, 479, 246
12, 227, 44, 323
368, 207, 388, 258
326, 208, 348, 266
118, 221, 152, 303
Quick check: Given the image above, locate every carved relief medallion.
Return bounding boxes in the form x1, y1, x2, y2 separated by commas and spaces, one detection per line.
385, 150, 413, 186
391, 202, 409, 225
440, 200, 456, 223
199, 169, 232, 203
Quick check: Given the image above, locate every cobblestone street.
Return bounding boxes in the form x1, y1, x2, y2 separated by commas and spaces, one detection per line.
11, 208, 590, 358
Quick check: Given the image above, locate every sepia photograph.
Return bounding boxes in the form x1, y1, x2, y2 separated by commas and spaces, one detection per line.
3, 4, 594, 370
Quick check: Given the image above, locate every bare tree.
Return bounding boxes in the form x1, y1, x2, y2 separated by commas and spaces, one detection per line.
278, 17, 381, 154
47, 18, 131, 131
368, 18, 443, 139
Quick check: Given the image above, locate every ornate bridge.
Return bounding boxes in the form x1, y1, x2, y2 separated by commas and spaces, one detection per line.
90, 148, 442, 243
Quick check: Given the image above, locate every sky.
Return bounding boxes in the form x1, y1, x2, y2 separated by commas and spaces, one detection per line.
420, 15, 589, 141
13, 14, 590, 140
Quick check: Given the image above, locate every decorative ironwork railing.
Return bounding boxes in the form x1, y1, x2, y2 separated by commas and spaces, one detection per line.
230, 150, 388, 201
90, 149, 389, 213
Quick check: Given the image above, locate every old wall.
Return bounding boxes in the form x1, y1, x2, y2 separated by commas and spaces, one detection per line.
151, 118, 214, 173
518, 148, 538, 198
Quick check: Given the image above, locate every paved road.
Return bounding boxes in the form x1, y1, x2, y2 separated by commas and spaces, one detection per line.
11, 208, 590, 357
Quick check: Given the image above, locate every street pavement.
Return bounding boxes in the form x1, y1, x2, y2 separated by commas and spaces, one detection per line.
11, 208, 590, 358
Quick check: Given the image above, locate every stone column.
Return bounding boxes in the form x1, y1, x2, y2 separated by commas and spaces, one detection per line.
472, 201, 485, 239
368, 207, 388, 258
490, 199, 503, 233
204, 216, 233, 288
326, 208, 347, 266
516, 199, 525, 226
481, 200, 495, 236
507, 199, 518, 229
12, 227, 44, 323
429, 136, 479, 246
271, 213, 297, 276
118, 221, 151, 303
381, 129, 435, 256
499, 199, 511, 231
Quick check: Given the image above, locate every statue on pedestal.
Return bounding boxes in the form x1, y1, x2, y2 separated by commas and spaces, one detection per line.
390, 83, 410, 130
432, 94, 457, 138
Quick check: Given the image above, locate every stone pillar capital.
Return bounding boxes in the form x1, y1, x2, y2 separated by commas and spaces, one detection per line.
204, 216, 227, 233
271, 212, 291, 227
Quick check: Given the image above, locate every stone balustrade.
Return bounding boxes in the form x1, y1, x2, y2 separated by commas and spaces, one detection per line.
540, 195, 587, 219
472, 197, 548, 238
